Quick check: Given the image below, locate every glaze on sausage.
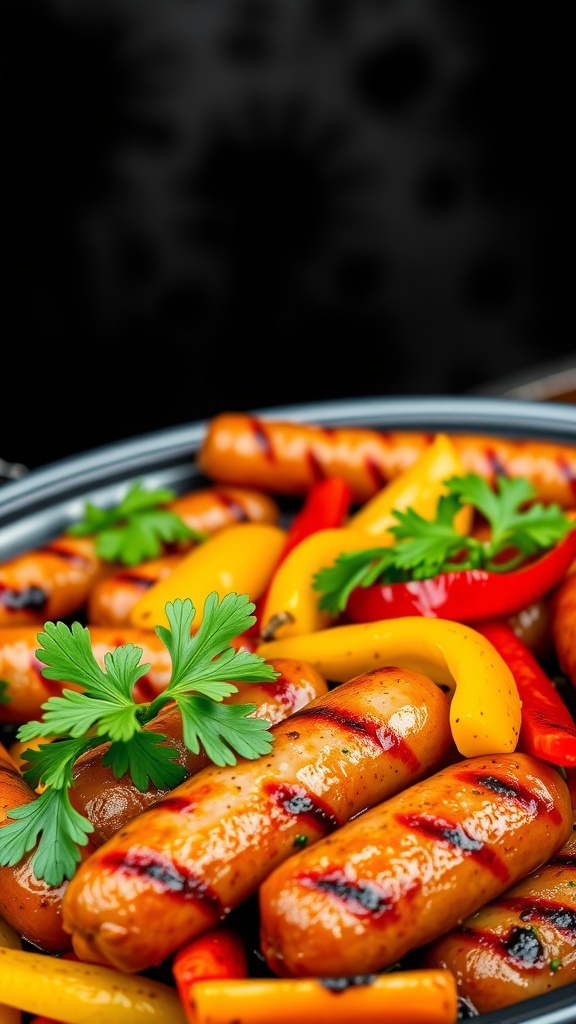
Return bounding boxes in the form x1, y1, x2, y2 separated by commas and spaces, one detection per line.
258, 753, 573, 978
69, 658, 329, 845
0, 742, 74, 952
0, 485, 280, 628
0, 626, 172, 723
61, 666, 452, 972
197, 413, 576, 506
86, 553, 184, 628
422, 822, 576, 1013
550, 572, 576, 688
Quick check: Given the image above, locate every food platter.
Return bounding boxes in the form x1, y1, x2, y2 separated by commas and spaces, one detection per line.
2, 394, 576, 1024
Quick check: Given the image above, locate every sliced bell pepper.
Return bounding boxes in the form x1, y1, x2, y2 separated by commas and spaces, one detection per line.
260, 435, 471, 641
172, 924, 248, 1023
280, 476, 353, 560
345, 524, 576, 625
256, 615, 522, 757
476, 619, 576, 767
128, 522, 286, 631
245, 477, 353, 637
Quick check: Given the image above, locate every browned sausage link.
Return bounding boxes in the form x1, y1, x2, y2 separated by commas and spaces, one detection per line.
197, 412, 576, 506
0, 741, 73, 952
0, 486, 281, 629
0, 627, 172, 723
86, 487, 280, 628
422, 825, 576, 1013
61, 666, 453, 972
69, 657, 329, 845
0, 535, 113, 629
257, 753, 573, 979
170, 486, 280, 534
549, 572, 576, 688
86, 553, 184, 628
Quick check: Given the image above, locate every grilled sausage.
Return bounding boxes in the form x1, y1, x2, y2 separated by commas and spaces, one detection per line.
197, 412, 576, 506
258, 752, 573, 978
69, 658, 329, 845
0, 626, 172, 723
86, 553, 184, 628
0, 535, 114, 630
0, 486, 280, 629
61, 665, 453, 972
0, 741, 74, 952
421, 823, 576, 1013
550, 572, 576, 688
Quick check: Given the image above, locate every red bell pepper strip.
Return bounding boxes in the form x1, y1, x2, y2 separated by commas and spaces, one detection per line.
345, 525, 576, 625
245, 476, 353, 636
172, 924, 248, 1023
476, 619, 576, 767
279, 475, 353, 561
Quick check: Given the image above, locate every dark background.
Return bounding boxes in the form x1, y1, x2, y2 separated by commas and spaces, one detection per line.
4, 0, 574, 472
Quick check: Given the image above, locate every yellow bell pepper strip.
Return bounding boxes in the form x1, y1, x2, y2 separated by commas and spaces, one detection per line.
259, 526, 383, 640
242, 476, 354, 641
129, 522, 286, 631
0, 947, 187, 1024
256, 616, 522, 757
183, 969, 458, 1024
259, 435, 472, 642
347, 432, 471, 536
0, 915, 22, 1024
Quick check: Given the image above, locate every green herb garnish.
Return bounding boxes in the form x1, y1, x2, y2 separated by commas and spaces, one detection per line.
314, 473, 574, 615
0, 593, 278, 887
68, 479, 205, 565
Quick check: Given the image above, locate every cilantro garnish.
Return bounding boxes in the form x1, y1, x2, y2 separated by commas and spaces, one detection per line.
0, 679, 8, 705
68, 479, 206, 565
0, 593, 278, 887
314, 473, 575, 615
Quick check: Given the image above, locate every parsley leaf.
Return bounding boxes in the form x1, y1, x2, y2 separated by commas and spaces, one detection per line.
314, 473, 575, 614
67, 479, 205, 566
0, 786, 94, 886
0, 593, 279, 887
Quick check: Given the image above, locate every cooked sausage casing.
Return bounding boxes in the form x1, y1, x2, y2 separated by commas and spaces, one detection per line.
0, 485, 280, 628
61, 665, 452, 972
69, 657, 329, 845
550, 572, 576, 689
258, 752, 573, 978
422, 824, 576, 1013
0, 742, 74, 952
197, 412, 576, 506
0, 535, 113, 629
0, 626, 172, 723
86, 486, 281, 628
86, 552, 184, 628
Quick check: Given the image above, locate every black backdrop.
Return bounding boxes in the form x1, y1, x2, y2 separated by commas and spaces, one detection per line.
5, 1, 574, 471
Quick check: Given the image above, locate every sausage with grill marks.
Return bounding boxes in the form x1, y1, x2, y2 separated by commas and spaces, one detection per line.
197, 412, 576, 506
60, 665, 453, 973
0, 485, 280, 628
69, 657, 329, 845
422, 824, 576, 1013
258, 752, 573, 979
0, 626, 172, 723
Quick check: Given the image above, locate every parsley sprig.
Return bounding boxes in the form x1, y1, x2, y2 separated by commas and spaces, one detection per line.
0, 593, 278, 887
68, 479, 206, 565
314, 473, 575, 615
